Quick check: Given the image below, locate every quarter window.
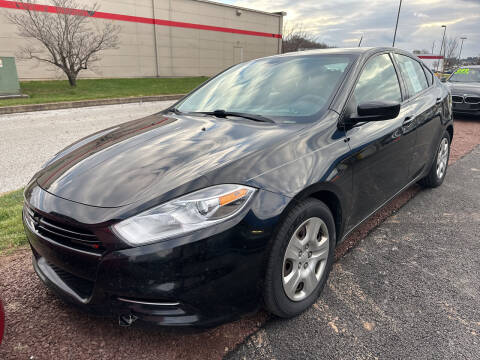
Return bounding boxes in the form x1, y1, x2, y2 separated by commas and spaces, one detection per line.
422, 64, 434, 86
394, 54, 429, 96
352, 54, 402, 108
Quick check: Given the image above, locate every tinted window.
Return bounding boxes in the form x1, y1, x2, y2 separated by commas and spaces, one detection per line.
423, 64, 434, 86
394, 54, 428, 96
352, 54, 402, 107
176, 55, 354, 123
448, 68, 480, 83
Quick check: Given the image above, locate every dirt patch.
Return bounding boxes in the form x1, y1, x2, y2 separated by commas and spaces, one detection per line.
449, 116, 480, 164
0, 117, 478, 360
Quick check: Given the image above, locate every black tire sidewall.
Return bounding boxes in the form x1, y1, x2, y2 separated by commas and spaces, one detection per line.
265, 199, 336, 318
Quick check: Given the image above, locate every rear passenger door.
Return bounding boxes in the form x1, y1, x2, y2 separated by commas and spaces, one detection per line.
393, 53, 443, 179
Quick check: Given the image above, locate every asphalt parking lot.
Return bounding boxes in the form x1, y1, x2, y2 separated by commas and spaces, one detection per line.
0, 106, 479, 359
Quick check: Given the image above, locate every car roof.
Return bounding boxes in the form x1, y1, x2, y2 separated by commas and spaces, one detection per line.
281, 47, 375, 55
275, 47, 401, 58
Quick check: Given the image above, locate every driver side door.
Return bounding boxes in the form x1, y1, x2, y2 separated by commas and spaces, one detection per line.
343, 52, 417, 231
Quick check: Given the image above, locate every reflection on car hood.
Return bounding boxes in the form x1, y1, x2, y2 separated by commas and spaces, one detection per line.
36, 112, 295, 207
447, 81, 480, 95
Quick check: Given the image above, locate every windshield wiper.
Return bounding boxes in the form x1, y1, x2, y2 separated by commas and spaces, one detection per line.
196, 109, 275, 123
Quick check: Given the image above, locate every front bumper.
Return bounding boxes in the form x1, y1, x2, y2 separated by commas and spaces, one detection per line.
24, 186, 290, 327
452, 101, 480, 116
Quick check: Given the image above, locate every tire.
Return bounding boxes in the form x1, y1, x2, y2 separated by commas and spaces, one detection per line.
264, 198, 336, 318
419, 131, 451, 188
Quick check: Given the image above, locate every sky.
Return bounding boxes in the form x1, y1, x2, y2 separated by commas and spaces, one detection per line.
219, 0, 480, 58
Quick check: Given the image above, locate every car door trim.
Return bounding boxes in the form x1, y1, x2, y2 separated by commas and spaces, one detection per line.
339, 173, 423, 243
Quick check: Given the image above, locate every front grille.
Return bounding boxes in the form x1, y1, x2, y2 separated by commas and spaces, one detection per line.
452, 95, 464, 103
47, 261, 94, 299
465, 96, 480, 104
25, 206, 105, 254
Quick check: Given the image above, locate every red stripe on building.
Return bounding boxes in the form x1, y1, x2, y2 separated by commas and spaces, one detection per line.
418, 55, 444, 59
0, 0, 282, 38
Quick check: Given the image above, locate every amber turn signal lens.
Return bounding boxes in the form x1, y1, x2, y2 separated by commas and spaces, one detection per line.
219, 188, 248, 206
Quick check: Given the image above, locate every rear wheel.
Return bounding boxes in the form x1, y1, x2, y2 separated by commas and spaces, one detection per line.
264, 199, 335, 318
419, 131, 451, 188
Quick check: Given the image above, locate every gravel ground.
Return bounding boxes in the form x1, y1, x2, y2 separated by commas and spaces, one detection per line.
0, 100, 175, 194
0, 115, 478, 359
228, 144, 480, 360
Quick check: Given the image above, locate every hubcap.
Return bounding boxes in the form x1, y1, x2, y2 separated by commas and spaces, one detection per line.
282, 217, 329, 302
436, 138, 449, 179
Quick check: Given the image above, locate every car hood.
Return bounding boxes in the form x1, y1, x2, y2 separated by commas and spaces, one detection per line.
36, 112, 298, 208
446, 81, 480, 95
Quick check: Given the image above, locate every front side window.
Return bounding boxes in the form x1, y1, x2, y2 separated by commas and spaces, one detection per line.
448, 68, 480, 83
351, 53, 402, 108
394, 54, 428, 97
176, 54, 354, 123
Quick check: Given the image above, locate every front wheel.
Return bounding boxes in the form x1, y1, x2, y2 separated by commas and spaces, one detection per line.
263, 199, 335, 318
419, 131, 451, 188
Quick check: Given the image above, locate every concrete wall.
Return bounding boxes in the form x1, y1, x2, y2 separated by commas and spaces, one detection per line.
0, 0, 283, 80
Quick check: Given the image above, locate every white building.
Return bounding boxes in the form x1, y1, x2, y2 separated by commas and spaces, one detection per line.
0, 0, 284, 80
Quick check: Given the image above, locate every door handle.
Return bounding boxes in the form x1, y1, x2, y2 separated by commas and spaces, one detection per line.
403, 116, 414, 126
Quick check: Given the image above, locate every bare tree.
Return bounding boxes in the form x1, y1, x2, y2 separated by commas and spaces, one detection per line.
282, 23, 331, 53
6, 0, 120, 86
443, 37, 459, 68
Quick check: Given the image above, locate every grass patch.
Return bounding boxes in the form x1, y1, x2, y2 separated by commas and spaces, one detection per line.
0, 189, 27, 255
0, 77, 208, 107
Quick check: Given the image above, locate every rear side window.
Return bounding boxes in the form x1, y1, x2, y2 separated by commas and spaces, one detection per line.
394, 54, 429, 97
352, 54, 402, 107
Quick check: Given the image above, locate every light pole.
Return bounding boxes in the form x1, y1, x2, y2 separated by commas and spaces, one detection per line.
392, 0, 402, 47
437, 25, 447, 72
458, 37, 467, 64
431, 40, 435, 54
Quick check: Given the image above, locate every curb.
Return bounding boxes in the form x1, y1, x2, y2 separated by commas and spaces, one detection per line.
0, 94, 185, 115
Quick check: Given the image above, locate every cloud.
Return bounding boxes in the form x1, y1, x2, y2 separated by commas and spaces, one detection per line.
413, 12, 429, 18
223, 0, 480, 57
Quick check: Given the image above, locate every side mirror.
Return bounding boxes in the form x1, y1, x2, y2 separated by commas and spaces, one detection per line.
351, 101, 401, 122
440, 77, 447, 83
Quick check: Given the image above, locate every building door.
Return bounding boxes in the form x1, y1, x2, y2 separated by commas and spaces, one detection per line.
234, 47, 244, 64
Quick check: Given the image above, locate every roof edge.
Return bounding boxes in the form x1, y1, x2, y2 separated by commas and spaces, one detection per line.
191, 0, 285, 17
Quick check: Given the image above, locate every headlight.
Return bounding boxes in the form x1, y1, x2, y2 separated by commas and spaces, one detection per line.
113, 184, 256, 246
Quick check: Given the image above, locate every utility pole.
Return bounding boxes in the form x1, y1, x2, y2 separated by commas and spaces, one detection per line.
392, 0, 402, 47
431, 40, 435, 54
437, 25, 447, 72
458, 37, 467, 64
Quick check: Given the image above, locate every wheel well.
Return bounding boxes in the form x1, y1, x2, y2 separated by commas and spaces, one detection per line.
446, 125, 453, 142
309, 190, 343, 242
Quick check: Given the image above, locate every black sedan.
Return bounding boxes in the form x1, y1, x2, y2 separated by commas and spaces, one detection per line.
23, 47, 453, 327
445, 65, 480, 117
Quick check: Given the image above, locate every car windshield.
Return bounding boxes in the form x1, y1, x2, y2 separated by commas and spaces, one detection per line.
176, 54, 355, 123
448, 68, 480, 83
